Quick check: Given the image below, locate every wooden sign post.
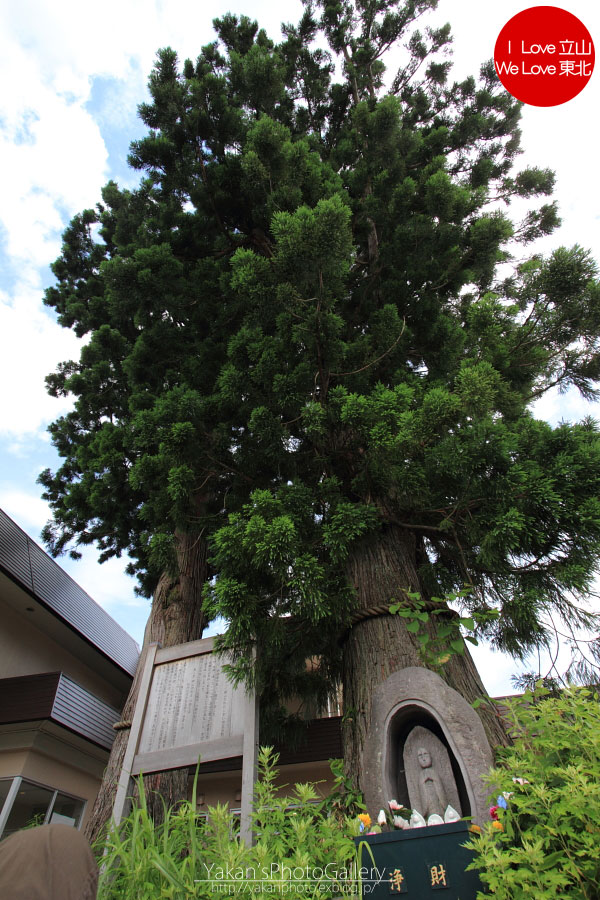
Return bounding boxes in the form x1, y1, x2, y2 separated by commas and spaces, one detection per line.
112, 637, 258, 844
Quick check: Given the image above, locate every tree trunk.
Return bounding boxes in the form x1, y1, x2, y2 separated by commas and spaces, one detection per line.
341, 523, 509, 790
85, 529, 208, 844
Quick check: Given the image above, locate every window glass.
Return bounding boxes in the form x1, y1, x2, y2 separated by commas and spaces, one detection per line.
2, 780, 54, 836
0, 779, 12, 815
49, 792, 85, 828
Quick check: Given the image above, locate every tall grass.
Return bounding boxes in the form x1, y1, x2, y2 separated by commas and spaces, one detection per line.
97, 749, 357, 899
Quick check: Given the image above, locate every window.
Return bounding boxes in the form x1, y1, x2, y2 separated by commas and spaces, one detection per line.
3, 781, 54, 833
49, 792, 85, 827
0, 777, 85, 839
0, 780, 11, 812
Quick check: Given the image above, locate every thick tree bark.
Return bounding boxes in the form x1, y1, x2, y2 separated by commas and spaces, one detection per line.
341, 523, 509, 790
85, 529, 208, 844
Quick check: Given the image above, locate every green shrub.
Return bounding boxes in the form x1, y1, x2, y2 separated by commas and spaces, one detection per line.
98, 747, 357, 899
467, 685, 600, 899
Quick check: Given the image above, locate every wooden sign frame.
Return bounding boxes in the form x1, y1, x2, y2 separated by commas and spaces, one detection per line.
112, 637, 258, 843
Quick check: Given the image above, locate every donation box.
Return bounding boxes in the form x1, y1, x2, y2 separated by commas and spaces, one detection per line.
354, 822, 484, 898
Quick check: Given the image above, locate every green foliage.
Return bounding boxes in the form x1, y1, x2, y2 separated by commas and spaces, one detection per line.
249, 747, 357, 893
325, 757, 367, 820
388, 589, 499, 669
467, 686, 600, 899
98, 750, 357, 899
203, 484, 365, 737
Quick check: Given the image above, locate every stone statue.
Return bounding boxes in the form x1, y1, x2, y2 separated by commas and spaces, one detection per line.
416, 746, 447, 818
403, 726, 462, 819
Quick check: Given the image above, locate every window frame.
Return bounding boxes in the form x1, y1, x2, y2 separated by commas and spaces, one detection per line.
0, 775, 87, 839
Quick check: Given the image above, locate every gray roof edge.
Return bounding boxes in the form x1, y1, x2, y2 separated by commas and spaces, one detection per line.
0, 508, 140, 677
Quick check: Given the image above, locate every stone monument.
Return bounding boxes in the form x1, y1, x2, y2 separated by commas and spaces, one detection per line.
361, 667, 493, 824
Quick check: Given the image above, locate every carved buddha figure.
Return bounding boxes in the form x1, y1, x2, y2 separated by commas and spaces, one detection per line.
416, 746, 447, 818
402, 725, 462, 820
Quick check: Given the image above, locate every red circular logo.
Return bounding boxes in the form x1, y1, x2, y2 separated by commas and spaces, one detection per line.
494, 6, 594, 106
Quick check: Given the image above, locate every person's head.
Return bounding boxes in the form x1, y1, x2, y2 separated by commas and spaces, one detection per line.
417, 747, 432, 769
0, 824, 98, 899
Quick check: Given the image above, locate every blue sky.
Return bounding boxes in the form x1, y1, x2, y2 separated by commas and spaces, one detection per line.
1, 0, 599, 691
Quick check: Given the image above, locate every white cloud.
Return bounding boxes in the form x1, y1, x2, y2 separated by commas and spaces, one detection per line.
58, 547, 148, 647
0, 276, 81, 441
0, 487, 50, 533
0, 30, 109, 268
60, 547, 145, 610
532, 387, 598, 427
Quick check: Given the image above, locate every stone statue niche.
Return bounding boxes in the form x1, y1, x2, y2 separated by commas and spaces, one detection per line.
403, 725, 462, 820
361, 667, 494, 824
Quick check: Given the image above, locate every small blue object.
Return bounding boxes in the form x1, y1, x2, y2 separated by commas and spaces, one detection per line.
497, 796, 508, 809
359, 822, 365, 833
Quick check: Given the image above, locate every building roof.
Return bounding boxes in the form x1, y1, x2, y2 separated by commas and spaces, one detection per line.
0, 508, 139, 678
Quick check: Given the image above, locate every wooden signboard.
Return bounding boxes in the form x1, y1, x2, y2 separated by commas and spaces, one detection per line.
112, 637, 258, 843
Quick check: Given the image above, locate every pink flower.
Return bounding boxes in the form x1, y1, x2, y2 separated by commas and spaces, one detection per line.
388, 800, 403, 811
489, 805, 499, 820
512, 777, 529, 785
